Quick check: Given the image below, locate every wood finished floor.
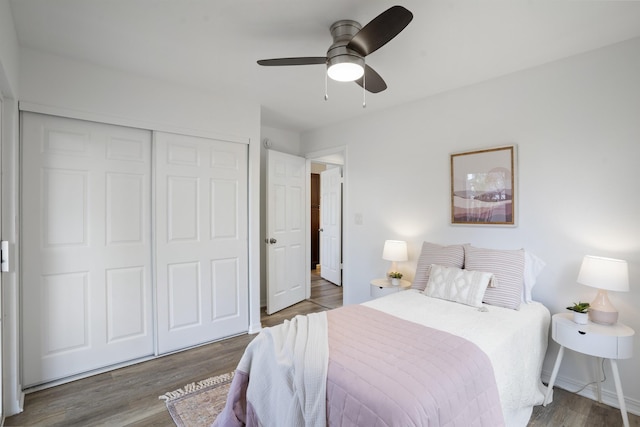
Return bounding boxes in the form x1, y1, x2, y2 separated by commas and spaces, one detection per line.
6, 271, 638, 426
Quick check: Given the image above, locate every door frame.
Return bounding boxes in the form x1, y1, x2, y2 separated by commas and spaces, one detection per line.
1, 95, 22, 416
305, 146, 347, 304
0, 94, 4, 420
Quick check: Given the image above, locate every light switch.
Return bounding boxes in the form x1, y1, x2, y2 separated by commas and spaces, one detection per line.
355, 213, 363, 225
1, 240, 8, 272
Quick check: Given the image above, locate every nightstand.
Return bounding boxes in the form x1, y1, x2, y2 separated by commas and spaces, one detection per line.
370, 278, 411, 298
544, 313, 635, 427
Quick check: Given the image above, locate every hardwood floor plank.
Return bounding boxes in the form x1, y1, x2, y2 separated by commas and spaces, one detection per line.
530, 386, 640, 427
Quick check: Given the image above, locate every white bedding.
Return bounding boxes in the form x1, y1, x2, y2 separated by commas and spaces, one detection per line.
363, 290, 551, 427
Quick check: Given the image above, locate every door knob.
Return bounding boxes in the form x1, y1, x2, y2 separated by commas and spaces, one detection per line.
319, 228, 324, 232
269, 238, 277, 244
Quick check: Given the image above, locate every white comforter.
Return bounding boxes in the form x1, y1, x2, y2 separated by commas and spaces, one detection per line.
237, 311, 328, 427
364, 290, 551, 427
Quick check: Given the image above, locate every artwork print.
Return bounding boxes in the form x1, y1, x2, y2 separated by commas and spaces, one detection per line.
450, 146, 515, 225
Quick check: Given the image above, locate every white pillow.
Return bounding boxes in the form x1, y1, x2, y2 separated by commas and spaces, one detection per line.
424, 264, 493, 308
523, 251, 546, 303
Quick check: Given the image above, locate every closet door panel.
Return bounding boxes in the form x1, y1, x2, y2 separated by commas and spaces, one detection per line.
21, 113, 153, 387
106, 173, 145, 244
155, 132, 248, 354
168, 261, 201, 329
106, 266, 147, 341
212, 257, 240, 319
167, 176, 199, 241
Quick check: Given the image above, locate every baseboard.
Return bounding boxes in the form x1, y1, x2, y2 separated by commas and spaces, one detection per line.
541, 368, 640, 416
4, 388, 25, 418
248, 322, 262, 334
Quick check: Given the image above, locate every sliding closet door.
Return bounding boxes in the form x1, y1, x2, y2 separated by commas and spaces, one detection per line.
155, 132, 248, 354
21, 112, 153, 387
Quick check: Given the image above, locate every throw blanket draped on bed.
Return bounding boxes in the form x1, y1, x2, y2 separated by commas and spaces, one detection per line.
213, 305, 504, 427
212, 312, 329, 427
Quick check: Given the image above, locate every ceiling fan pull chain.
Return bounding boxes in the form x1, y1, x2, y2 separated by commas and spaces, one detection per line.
324, 71, 329, 101
362, 70, 367, 108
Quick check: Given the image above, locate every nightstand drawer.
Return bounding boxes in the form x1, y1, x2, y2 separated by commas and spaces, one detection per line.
370, 278, 411, 299
555, 320, 618, 358
370, 284, 400, 298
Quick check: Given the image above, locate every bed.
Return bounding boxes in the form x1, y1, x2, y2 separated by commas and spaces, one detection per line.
213, 243, 551, 427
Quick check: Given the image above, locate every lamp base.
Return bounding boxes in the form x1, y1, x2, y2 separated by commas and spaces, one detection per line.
588, 308, 618, 325
589, 289, 619, 325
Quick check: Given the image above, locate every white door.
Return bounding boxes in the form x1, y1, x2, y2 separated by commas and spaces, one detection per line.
320, 167, 342, 285
155, 132, 248, 354
266, 151, 306, 314
21, 113, 154, 387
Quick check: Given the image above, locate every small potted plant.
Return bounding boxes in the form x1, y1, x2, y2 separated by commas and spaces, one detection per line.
388, 271, 403, 286
566, 302, 590, 324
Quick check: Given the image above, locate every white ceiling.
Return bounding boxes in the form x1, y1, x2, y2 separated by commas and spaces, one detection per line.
9, 0, 640, 132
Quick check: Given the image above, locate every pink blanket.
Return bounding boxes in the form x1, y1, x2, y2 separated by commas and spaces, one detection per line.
213, 305, 504, 426
326, 305, 504, 426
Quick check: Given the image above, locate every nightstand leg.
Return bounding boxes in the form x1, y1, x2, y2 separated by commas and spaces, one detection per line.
594, 357, 602, 403
610, 359, 629, 427
544, 345, 564, 406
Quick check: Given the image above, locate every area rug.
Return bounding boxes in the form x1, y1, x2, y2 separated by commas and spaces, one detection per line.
159, 371, 234, 427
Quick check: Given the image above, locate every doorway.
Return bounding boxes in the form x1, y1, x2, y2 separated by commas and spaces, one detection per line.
310, 172, 320, 270
306, 147, 345, 305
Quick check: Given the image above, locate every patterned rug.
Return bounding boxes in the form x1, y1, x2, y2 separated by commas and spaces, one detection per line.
159, 371, 234, 427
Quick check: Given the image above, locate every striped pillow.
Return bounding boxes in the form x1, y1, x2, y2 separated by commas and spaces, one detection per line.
411, 242, 465, 291
464, 245, 525, 310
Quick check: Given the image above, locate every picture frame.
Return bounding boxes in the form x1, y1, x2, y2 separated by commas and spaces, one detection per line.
450, 145, 516, 226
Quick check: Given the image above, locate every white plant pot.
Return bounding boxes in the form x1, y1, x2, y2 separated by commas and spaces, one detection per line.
573, 311, 588, 325
391, 278, 400, 286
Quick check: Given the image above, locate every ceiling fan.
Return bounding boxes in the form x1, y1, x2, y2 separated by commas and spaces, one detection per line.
257, 5, 413, 94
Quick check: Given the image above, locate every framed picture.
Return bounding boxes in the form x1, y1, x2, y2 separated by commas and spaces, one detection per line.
450, 145, 516, 226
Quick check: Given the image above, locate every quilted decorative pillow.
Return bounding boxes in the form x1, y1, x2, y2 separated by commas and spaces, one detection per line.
411, 242, 465, 291
424, 265, 493, 308
464, 245, 525, 310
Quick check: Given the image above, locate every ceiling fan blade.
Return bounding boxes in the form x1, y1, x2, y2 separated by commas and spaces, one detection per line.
355, 65, 387, 93
347, 5, 413, 57
257, 57, 327, 66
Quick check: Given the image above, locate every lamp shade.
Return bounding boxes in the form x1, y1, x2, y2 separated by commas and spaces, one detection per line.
577, 255, 629, 292
382, 240, 408, 262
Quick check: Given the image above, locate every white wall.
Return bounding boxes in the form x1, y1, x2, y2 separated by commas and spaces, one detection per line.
19, 49, 259, 142
0, 0, 18, 96
302, 37, 640, 414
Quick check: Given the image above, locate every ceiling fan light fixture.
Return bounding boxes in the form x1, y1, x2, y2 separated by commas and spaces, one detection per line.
327, 55, 364, 82
257, 6, 413, 93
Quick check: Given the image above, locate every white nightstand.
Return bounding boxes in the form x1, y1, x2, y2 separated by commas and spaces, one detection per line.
544, 313, 635, 427
370, 278, 411, 298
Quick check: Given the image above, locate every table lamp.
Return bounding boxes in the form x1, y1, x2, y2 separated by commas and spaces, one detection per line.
382, 240, 408, 275
576, 255, 629, 325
